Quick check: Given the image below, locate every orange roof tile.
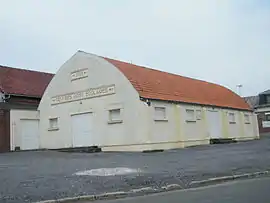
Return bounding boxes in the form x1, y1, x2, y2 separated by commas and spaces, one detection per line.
104, 58, 251, 111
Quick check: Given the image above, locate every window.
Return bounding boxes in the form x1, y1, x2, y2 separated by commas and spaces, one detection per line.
265, 113, 270, 121
108, 108, 122, 123
266, 95, 270, 104
186, 109, 196, 122
49, 118, 58, 130
228, 112, 236, 124
244, 114, 250, 124
196, 110, 202, 120
154, 107, 167, 121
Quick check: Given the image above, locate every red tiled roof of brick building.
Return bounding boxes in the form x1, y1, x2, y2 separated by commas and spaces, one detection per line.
104, 58, 251, 111
0, 65, 53, 98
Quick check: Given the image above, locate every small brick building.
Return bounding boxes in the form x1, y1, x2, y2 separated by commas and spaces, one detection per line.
0, 65, 53, 152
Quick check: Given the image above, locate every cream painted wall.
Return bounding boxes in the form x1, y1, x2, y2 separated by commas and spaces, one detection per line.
38, 51, 150, 149
139, 100, 259, 150
10, 109, 39, 151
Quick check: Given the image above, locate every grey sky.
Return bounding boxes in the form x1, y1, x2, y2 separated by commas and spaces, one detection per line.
0, 0, 269, 96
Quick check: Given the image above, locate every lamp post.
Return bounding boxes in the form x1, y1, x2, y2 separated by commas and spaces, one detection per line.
237, 84, 243, 96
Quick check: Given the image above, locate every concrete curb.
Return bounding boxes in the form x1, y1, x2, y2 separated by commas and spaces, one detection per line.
35, 184, 182, 203
36, 171, 269, 203
190, 170, 270, 187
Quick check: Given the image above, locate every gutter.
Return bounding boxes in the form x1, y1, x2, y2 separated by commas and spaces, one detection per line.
6, 93, 42, 99
140, 97, 253, 112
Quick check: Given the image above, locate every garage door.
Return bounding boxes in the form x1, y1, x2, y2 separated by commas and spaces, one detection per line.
206, 110, 222, 139
71, 113, 94, 147
21, 119, 39, 150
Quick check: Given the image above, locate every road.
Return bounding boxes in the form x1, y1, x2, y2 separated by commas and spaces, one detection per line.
1, 136, 270, 202
96, 177, 270, 203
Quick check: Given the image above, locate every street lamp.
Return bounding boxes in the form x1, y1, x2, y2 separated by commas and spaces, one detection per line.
236, 84, 243, 96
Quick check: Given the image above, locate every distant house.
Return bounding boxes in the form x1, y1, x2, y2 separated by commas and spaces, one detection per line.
244, 90, 270, 135
0, 65, 53, 152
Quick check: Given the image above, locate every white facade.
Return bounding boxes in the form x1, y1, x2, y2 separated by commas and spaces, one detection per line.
38, 51, 259, 152
10, 109, 40, 151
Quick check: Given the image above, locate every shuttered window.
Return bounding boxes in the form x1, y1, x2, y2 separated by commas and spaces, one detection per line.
108, 109, 122, 123
49, 118, 58, 130
186, 109, 196, 122
228, 113, 236, 123
244, 114, 250, 124
154, 107, 167, 121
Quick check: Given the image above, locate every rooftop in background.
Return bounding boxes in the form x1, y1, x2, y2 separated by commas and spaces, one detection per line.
259, 89, 270, 95
0, 65, 54, 98
243, 96, 259, 109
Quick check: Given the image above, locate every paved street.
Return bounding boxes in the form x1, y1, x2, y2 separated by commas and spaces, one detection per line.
95, 177, 270, 203
0, 136, 270, 202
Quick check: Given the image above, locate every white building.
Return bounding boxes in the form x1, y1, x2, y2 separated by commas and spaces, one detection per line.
38, 51, 259, 152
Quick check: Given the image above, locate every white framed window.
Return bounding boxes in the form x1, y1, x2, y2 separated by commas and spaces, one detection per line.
244, 114, 250, 124
186, 109, 196, 122
228, 112, 236, 124
196, 110, 202, 120
265, 112, 270, 121
108, 108, 122, 124
154, 106, 167, 121
48, 118, 59, 130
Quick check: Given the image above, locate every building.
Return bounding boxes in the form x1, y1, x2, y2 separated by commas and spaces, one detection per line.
38, 51, 259, 152
244, 90, 270, 135
0, 65, 53, 152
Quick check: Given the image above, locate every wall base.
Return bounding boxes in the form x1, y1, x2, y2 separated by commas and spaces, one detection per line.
101, 140, 210, 152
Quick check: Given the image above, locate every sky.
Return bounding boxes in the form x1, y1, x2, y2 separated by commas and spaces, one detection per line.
0, 0, 269, 96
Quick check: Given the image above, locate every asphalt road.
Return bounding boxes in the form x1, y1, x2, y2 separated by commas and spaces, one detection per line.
96, 177, 270, 203
1, 136, 270, 202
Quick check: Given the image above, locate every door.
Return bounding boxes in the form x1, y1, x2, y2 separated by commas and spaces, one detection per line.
71, 113, 93, 147
206, 110, 222, 139
21, 119, 39, 150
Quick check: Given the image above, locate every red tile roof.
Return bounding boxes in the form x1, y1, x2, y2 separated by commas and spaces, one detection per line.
0, 65, 53, 98
104, 58, 251, 111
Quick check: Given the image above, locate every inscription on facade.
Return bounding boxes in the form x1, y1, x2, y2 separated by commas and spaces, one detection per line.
51, 84, 115, 105
71, 69, 88, 81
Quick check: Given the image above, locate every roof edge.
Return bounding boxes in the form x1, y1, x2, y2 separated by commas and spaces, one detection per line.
0, 64, 54, 75
141, 97, 252, 112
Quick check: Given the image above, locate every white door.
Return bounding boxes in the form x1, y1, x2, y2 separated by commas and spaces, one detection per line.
206, 110, 222, 139
71, 113, 93, 147
21, 119, 39, 150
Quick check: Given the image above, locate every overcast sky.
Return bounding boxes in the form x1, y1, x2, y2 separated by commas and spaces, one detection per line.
0, 0, 269, 96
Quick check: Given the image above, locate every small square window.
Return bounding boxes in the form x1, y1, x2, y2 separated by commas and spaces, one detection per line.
49, 118, 58, 130
228, 112, 236, 124
244, 114, 250, 124
196, 110, 202, 120
108, 109, 122, 124
186, 109, 196, 122
154, 107, 167, 121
